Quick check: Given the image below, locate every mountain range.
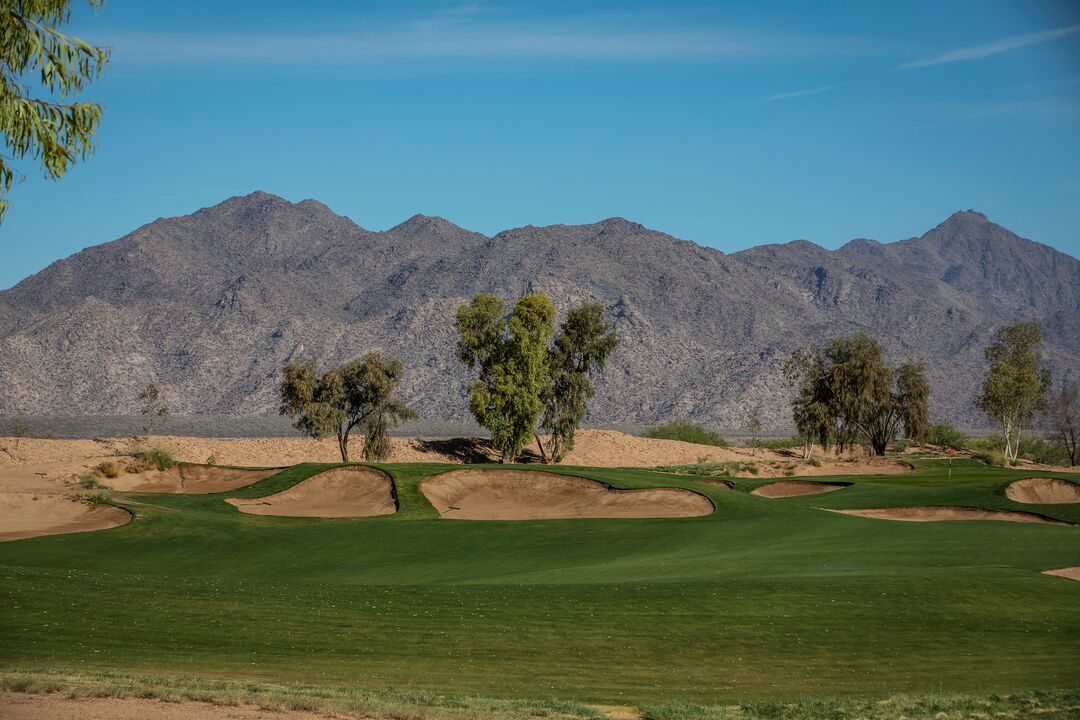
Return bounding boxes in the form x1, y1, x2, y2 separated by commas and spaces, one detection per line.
1, 191, 1077, 429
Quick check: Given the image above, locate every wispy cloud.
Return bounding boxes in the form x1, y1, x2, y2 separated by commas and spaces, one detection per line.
97, 11, 869, 67
901, 24, 1080, 69
765, 84, 836, 101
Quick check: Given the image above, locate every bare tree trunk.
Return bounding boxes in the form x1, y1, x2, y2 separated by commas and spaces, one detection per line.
337, 430, 349, 463
536, 435, 548, 464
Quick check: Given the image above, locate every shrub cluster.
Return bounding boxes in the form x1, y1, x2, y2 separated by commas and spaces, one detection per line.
642, 421, 729, 447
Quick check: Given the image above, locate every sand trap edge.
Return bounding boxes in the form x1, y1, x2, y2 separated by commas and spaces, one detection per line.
824, 506, 1073, 526
225, 465, 398, 518
421, 468, 715, 520
751, 480, 852, 498
1042, 566, 1080, 581
1005, 477, 1080, 505
0, 497, 133, 542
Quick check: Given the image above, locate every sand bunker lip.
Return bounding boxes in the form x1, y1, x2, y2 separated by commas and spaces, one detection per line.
1005, 477, 1080, 504
226, 466, 396, 518
826, 506, 1072, 525
1043, 566, 1080, 581
421, 469, 714, 520
110, 463, 282, 494
751, 480, 850, 498
0, 493, 131, 541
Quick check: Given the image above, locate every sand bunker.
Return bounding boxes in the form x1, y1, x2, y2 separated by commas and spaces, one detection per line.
1043, 566, 1080, 581
0, 493, 130, 541
1005, 477, 1080, 504
422, 469, 713, 520
110, 463, 281, 494
751, 480, 849, 498
226, 466, 396, 518
828, 506, 1071, 525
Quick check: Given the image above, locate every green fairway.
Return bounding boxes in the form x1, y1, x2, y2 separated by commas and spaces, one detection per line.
2, 460, 1079, 706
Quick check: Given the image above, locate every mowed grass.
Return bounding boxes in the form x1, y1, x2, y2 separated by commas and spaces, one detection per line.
1, 459, 1079, 706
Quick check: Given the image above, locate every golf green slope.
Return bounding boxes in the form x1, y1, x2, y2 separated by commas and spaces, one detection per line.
1, 460, 1078, 705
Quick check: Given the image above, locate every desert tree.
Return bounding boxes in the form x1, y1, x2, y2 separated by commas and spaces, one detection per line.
538, 302, 618, 463
1045, 380, 1078, 466
137, 383, 168, 435
0, 0, 110, 222
976, 321, 1051, 463
745, 408, 763, 448
784, 346, 833, 459
785, 334, 929, 457
279, 353, 415, 463
456, 292, 556, 462
825, 334, 929, 456
11, 418, 27, 451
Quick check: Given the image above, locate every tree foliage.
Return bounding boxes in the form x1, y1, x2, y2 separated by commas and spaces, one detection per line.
1045, 380, 1078, 466
136, 383, 168, 435
0, 0, 109, 222
539, 302, 618, 462
457, 293, 557, 462
785, 333, 929, 457
279, 353, 416, 463
976, 322, 1051, 462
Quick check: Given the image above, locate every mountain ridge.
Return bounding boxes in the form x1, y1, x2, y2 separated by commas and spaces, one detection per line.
1, 192, 1076, 428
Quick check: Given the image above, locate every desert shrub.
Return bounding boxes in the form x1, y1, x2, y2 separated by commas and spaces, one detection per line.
1016, 436, 1070, 466
808, 458, 822, 467
655, 462, 739, 477
894, 439, 908, 452
206, 453, 217, 466
127, 446, 175, 472
78, 489, 113, 505
643, 421, 729, 447
93, 461, 122, 479
78, 475, 108, 489
926, 422, 969, 448
971, 450, 1007, 467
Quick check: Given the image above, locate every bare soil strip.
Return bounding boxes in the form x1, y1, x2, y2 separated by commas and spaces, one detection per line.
0, 493, 130, 542
1005, 477, 1080, 504
226, 467, 396, 518
827, 506, 1071, 525
0, 691, 359, 719
1043, 566, 1080, 581
111, 464, 282, 494
751, 480, 848, 498
422, 469, 713, 520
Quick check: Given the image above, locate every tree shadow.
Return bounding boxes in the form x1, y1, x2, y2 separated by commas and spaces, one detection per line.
415, 437, 547, 464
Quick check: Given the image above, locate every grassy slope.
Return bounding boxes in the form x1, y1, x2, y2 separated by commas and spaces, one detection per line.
1, 460, 1078, 705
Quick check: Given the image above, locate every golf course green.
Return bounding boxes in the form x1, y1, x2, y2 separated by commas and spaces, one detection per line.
1, 459, 1078, 708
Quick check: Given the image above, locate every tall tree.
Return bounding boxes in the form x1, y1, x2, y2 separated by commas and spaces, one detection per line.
137, 383, 168, 435
825, 334, 929, 456
279, 354, 415, 463
1045, 380, 1078, 466
456, 292, 556, 462
784, 346, 833, 459
976, 322, 1051, 462
786, 335, 929, 457
539, 302, 617, 463
1, 0, 109, 222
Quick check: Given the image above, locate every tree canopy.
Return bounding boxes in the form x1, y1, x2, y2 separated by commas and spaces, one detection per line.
785, 333, 929, 457
0, 0, 109, 222
279, 353, 416, 462
976, 321, 1051, 462
457, 293, 557, 462
539, 302, 618, 462
136, 383, 168, 435
457, 293, 617, 463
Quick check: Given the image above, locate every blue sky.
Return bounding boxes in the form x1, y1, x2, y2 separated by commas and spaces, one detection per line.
2, 1, 1079, 289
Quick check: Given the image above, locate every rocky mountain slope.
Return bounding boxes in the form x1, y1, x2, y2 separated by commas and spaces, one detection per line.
1, 192, 1076, 428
